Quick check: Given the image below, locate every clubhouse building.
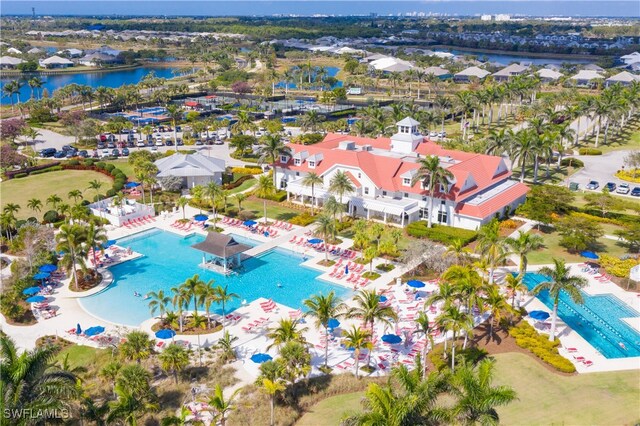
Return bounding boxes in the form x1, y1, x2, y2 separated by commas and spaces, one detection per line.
278, 117, 529, 230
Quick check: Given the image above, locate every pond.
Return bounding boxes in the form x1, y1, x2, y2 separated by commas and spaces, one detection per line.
435, 48, 593, 66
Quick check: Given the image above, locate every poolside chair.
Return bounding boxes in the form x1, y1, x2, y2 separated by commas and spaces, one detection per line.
289, 236, 297, 243
583, 360, 593, 367
573, 355, 585, 361
270, 230, 278, 238
565, 347, 578, 353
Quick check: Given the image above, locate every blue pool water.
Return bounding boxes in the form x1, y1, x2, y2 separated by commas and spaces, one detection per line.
79, 229, 350, 326
522, 273, 640, 359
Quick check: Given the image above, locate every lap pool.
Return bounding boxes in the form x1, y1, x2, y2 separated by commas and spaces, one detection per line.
522, 273, 640, 359
80, 229, 351, 326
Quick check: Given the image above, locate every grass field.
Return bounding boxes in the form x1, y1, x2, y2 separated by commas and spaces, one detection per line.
579, 119, 640, 154
242, 198, 301, 221
527, 229, 629, 265
0, 170, 113, 220
105, 160, 136, 179
296, 353, 640, 426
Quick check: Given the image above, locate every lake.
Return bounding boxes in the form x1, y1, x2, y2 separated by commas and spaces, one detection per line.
435, 48, 593, 66
0, 66, 182, 105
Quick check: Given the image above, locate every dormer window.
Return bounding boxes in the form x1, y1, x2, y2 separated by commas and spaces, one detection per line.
280, 155, 289, 163
308, 160, 315, 168
402, 178, 411, 186
294, 158, 301, 166
439, 183, 449, 193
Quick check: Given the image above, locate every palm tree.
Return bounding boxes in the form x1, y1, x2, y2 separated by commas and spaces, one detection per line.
55, 224, 87, 290
87, 179, 104, 205
158, 344, 190, 384
233, 192, 247, 212
511, 128, 537, 183
100, 361, 122, 397
323, 195, 343, 222
21, 127, 42, 148
204, 182, 222, 224
0, 336, 78, 419
165, 104, 182, 150
301, 172, 324, 215
257, 134, 291, 188
147, 289, 172, 322
206, 384, 240, 426
266, 318, 308, 350
214, 330, 238, 362
412, 155, 454, 228
255, 174, 275, 224
436, 305, 473, 370
476, 219, 508, 284
215, 284, 239, 331
199, 280, 218, 329
449, 359, 517, 425
85, 222, 108, 269
260, 378, 286, 426
504, 273, 527, 308
505, 231, 543, 277
341, 325, 373, 379
119, 330, 155, 364
172, 285, 191, 333
484, 284, 514, 337
67, 189, 83, 204
446, 238, 471, 265
27, 198, 42, 215
181, 274, 205, 317
315, 214, 335, 261
303, 291, 346, 368
412, 311, 436, 377
107, 384, 159, 426
46, 193, 63, 211
328, 170, 355, 221
176, 197, 189, 219
532, 258, 588, 341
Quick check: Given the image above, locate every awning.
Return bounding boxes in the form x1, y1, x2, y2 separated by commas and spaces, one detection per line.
191, 233, 250, 258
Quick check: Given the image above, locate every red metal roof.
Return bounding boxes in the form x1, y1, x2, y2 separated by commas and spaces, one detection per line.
455, 183, 530, 218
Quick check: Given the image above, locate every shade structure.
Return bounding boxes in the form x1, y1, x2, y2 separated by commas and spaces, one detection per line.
407, 280, 425, 288
124, 182, 140, 188
529, 310, 550, 321
26, 295, 46, 303
379, 295, 388, 303
580, 251, 599, 259
243, 220, 257, 227
308, 238, 323, 244
155, 329, 177, 339
327, 318, 340, 329
33, 272, 50, 280
381, 334, 402, 344
84, 326, 105, 337
103, 240, 117, 249
23, 286, 41, 295
194, 214, 208, 222
76, 323, 82, 335
250, 353, 273, 364
39, 264, 58, 273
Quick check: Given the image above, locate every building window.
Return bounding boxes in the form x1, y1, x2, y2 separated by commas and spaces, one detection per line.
294, 159, 301, 166
280, 155, 288, 163
402, 178, 411, 186
422, 196, 427, 201
438, 211, 448, 223
364, 187, 369, 195
358, 173, 361, 178
419, 208, 429, 219
382, 191, 387, 196
295, 172, 299, 176
404, 192, 409, 198
308, 161, 315, 168
280, 179, 287, 189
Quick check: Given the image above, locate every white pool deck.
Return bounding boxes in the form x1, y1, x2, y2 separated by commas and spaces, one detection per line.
1, 206, 638, 380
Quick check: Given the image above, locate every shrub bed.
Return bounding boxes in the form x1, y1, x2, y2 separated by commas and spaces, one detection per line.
256, 190, 287, 202
599, 254, 640, 278
376, 263, 395, 272
578, 148, 602, 156
509, 322, 576, 373
4, 161, 61, 179
230, 166, 263, 175
223, 174, 254, 190
560, 157, 584, 168
406, 222, 477, 245
289, 213, 316, 226
615, 169, 640, 183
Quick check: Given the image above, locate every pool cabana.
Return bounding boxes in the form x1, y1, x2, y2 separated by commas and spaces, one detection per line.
191, 233, 251, 274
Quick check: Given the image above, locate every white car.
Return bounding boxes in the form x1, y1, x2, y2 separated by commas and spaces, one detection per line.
616, 183, 630, 194
150, 146, 158, 152
136, 140, 146, 147
100, 149, 111, 158
155, 139, 164, 146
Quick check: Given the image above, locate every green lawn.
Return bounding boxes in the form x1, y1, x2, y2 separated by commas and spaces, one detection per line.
527, 229, 629, 265
578, 119, 640, 153
105, 159, 136, 179
296, 353, 640, 426
242, 199, 301, 221
55, 344, 111, 370
0, 170, 113, 220
228, 177, 256, 194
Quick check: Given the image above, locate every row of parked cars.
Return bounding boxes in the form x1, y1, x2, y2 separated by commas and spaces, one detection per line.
585, 180, 640, 196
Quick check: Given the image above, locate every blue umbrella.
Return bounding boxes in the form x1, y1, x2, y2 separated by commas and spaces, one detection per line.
84, 326, 105, 337
33, 272, 50, 280
155, 329, 177, 339
125, 182, 140, 188
243, 220, 257, 227
407, 280, 425, 288
194, 214, 208, 222
250, 353, 273, 364
327, 318, 340, 329
529, 310, 550, 321
26, 295, 46, 303
580, 251, 599, 259
308, 238, 323, 244
345, 264, 349, 275
381, 334, 402, 344
76, 323, 82, 335
39, 264, 57, 273
103, 240, 117, 249
379, 295, 388, 303
23, 286, 41, 295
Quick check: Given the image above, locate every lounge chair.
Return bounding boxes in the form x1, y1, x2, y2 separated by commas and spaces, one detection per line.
565, 347, 578, 353
289, 236, 297, 243
583, 360, 593, 367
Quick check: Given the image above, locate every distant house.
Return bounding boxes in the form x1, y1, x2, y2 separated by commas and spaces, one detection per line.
154, 153, 226, 189
6, 47, 22, 55
570, 70, 604, 87
369, 56, 414, 73
422, 66, 451, 79
39, 55, 74, 69
361, 53, 388, 63
492, 63, 529, 82
57, 48, 83, 58
78, 52, 121, 67
454, 66, 491, 83
536, 68, 564, 83
582, 63, 605, 72
27, 47, 43, 55
605, 71, 640, 87
0, 56, 25, 69
620, 51, 640, 65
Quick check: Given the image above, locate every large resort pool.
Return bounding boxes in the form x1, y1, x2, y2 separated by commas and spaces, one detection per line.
80, 229, 351, 326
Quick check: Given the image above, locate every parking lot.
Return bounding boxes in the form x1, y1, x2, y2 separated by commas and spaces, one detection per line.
569, 150, 640, 198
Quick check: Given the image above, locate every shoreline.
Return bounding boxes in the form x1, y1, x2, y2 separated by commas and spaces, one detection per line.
0, 61, 179, 78
427, 45, 605, 61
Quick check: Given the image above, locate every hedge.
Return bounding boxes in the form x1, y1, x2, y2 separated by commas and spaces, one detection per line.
509, 322, 575, 373
231, 166, 263, 175
599, 254, 640, 278
560, 157, 584, 168
578, 148, 602, 155
30, 166, 63, 175
4, 161, 61, 179
289, 213, 316, 226
406, 222, 477, 245
223, 174, 255, 190
256, 190, 287, 202
13, 173, 28, 179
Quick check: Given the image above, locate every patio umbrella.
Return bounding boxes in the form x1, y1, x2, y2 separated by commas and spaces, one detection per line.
22, 286, 41, 295
580, 251, 599, 259
76, 323, 82, 335
307, 238, 323, 244
155, 329, 177, 339
124, 182, 140, 188
243, 220, 257, 227
407, 280, 425, 288
103, 240, 117, 249
381, 334, 402, 344
84, 326, 105, 337
33, 272, 50, 280
250, 353, 273, 364
529, 310, 550, 321
327, 318, 340, 329
345, 264, 349, 275
379, 295, 388, 303
26, 295, 46, 303
39, 264, 57, 273
194, 214, 208, 222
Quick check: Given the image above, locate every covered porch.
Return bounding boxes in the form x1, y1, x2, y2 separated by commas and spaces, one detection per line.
349, 196, 420, 226
285, 178, 334, 208
191, 233, 251, 275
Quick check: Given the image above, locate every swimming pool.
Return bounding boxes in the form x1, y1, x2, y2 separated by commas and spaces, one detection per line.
522, 273, 640, 359
79, 229, 351, 326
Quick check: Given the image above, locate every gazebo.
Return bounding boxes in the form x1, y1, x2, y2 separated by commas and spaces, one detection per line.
191, 233, 251, 274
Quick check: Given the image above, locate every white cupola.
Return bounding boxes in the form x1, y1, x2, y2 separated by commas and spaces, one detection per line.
390, 117, 423, 154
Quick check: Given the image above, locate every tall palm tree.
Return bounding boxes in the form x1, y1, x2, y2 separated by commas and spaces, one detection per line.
257, 134, 291, 188
505, 231, 543, 277
328, 170, 355, 221
215, 284, 239, 331
483, 284, 514, 337
511, 128, 537, 183
315, 214, 335, 261
303, 291, 346, 368
67, 189, 83, 204
476, 219, 508, 284
85, 222, 108, 269
181, 274, 205, 317
55, 224, 87, 290
260, 378, 286, 426
255, 174, 275, 224
119, 331, 155, 365
171, 286, 191, 333
436, 305, 473, 370
147, 289, 172, 322
158, 344, 190, 384
27, 198, 42, 215
266, 318, 308, 350
107, 384, 159, 426
412, 311, 436, 377
165, 104, 182, 150
341, 325, 373, 379
301, 172, 324, 214
176, 196, 189, 220
206, 384, 240, 426
532, 258, 587, 341
504, 273, 527, 308
412, 155, 454, 228
204, 181, 222, 225
46, 194, 62, 211
87, 179, 104, 206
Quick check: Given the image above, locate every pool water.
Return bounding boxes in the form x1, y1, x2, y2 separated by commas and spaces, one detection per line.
80, 229, 351, 326
522, 273, 640, 359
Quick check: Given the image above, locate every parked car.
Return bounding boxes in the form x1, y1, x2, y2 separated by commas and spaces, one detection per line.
616, 183, 630, 194
121, 148, 130, 156
101, 149, 111, 158
107, 142, 116, 149
175, 125, 181, 132
136, 140, 146, 147
78, 150, 88, 158
92, 150, 100, 159
214, 138, 224, 145
99, 134, 107, 142
127, 140, 135, 148
54, 151, 66, 159
65, 150, 77, 158
111, 149, 120, 157
586, 180, 599, 190
176, 138, 184, 146
155, 140, 164, 146
61, 145, 74, 152
195, 140, 203, 146
147, 140, 155, 147
604, 182, 617, 192
150, 146, 158, 152
97, 142, 106, 149
631, 187, 640, 197
165, 139, 174, 146
40, 148, 56, 157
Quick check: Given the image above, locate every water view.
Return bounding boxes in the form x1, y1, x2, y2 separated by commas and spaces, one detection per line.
435, 48, 593, 66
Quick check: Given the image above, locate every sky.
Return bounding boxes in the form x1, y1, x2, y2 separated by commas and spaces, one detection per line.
1, 1, 639, 18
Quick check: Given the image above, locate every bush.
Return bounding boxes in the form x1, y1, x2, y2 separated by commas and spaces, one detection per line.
230, 166, 263, 175
289, 213, 316, 226
223, 175, 254, 190
376, 263, 395, 272
615, 169, 640, 183
599, 254, 640, 278
578, 148, 602, 156
30, 166, 63, 175
509, 322, 575, 373
83, 159, 96, 167
67, 159, 80, 166
238, 210, 256, 221
560, 157, 584, 168
499, 219, 520, 230
103, 164, 115, 173
105, 189, 117, 198
42, 210, 60, 224
256, 190, 287, 202
226, 207, 239, 218
95, 162, 106, 170
406, 222, 477, 245
13, 173, 28, 179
